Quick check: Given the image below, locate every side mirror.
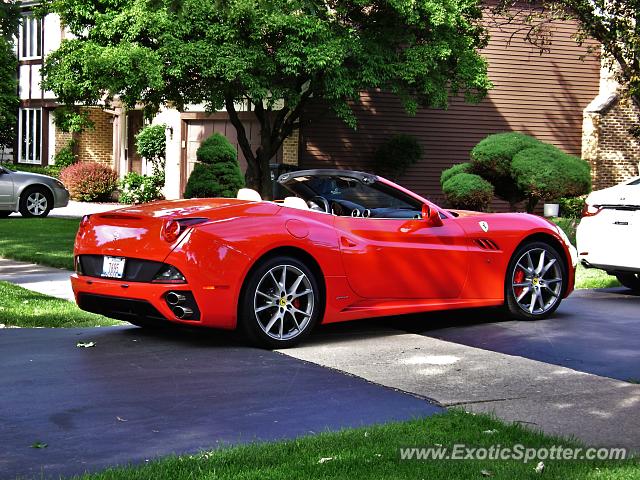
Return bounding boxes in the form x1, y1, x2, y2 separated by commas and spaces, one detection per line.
422, 204, 444, 227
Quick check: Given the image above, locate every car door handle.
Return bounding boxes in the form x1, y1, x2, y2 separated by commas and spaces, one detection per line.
341, 236, 357, 248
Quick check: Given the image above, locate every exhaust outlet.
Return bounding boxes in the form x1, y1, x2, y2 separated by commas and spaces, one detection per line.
173, 306, 193, 319
166, 292, 186, 306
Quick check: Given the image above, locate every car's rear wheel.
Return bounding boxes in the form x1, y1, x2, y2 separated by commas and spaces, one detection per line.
615, 273, 640, 293
19, 187, 52, 218
505, 241, 567, 320
0, 211, 11, 218
239, 256, 322, 349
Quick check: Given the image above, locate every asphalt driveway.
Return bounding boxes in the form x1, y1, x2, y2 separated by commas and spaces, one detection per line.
408, 288, 640, 382
0, 326, 439, 480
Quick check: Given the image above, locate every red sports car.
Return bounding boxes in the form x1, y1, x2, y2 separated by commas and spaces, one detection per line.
72, 169, 577, 348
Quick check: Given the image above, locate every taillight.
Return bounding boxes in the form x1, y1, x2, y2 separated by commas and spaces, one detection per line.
581, 204, 602, 217
161, 217, 208, 243
162, 219, 181, 243
152, 264, 187, 284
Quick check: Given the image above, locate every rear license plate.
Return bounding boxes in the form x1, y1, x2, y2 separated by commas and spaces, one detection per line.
102, 256, 126, 279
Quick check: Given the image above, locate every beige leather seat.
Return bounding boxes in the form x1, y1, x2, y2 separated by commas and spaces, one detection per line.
236, 188, 262, 202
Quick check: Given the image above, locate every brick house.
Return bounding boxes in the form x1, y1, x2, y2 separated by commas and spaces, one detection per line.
10, 2, 638, 202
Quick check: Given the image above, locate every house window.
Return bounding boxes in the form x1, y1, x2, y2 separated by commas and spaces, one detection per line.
19, 15, 42, 60
18, 108, 42, 164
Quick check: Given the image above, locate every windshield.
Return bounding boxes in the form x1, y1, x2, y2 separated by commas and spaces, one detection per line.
283, 174, 423, 218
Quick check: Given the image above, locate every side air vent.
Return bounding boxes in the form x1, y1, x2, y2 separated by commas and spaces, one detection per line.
474, 238, 500, 250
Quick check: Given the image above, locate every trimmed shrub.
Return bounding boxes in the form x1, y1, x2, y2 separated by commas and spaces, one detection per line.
60, 163, 118, 202
184, 133, 244, 198
440, 162, 471, 186
512, 146, 591, 211
196, 133, 238, 165
471, 132, 542, 178
442, 172, 494, 211
119, 172, 164, 204
373, 134, 423, 179
559, 196, 586, 219
470, 132, 542, 208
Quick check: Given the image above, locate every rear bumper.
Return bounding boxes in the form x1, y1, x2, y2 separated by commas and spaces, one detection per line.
71, 274, 201, 326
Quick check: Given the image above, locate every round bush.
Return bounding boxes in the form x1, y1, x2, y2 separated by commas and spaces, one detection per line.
196, 132, 238, 165
373, 134, 423, 179
184, 133, 244, 198
442, 172, 494, 211
471, 132, 542, 179
60, 162, 118, 202
511, 146, 591, 210
440, 162, 471, 186
135, 124, 166, 162
184, 162, 244, 198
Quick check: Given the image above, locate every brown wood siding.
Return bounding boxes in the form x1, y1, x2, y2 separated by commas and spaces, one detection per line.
300, 20, 600, 207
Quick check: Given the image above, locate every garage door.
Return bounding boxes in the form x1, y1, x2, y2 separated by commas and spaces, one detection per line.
182, 114, 282, 195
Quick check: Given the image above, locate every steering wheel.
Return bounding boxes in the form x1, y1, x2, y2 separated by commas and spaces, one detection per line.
308, 195, 331, 213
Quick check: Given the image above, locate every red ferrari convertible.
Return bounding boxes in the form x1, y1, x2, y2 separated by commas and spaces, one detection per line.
72, 169, 576, 348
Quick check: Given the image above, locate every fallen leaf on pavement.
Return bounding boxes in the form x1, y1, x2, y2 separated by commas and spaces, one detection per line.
31, 441, 47, 449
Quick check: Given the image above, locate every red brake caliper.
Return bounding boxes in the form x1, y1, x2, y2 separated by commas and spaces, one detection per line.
513, 268, 525, 297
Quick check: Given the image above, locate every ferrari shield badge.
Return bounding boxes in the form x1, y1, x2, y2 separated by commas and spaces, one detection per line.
479, 221, 489, 233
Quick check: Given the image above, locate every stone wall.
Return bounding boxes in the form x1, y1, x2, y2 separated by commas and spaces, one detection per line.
583, 96, 640, 190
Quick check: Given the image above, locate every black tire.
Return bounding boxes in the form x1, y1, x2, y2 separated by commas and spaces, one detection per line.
505, 241, 567, 320
0, 211, 11, 218
615, 273, 640, 293
238, 255, 322, 349
19, 187, 52, 218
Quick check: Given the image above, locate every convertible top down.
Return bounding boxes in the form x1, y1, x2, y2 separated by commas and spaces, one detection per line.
71, 169, 576, 348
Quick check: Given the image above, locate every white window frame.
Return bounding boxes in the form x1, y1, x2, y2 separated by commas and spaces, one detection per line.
18, 108, 43, 165
19, 15, 42, 60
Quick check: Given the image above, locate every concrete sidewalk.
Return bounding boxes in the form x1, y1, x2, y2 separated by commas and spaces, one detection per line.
280, 324, 640, 451
0, 258, 73, 300
5, 200, 122, 219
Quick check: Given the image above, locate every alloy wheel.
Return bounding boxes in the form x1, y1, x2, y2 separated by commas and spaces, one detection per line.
26, 191, 48, 216
253, 264, 314, 341
511, 247, 563, 315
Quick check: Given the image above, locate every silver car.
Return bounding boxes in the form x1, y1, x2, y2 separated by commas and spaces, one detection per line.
0, 165, 70, 218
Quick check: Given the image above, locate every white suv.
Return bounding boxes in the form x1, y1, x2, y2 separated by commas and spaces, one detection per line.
576, 176, 640, 292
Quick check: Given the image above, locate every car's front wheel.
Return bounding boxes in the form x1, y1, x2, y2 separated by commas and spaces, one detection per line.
19, 187, 52, 218
615, 273, 640, 293
505, 241, 567, 320
239, 256, 322, 349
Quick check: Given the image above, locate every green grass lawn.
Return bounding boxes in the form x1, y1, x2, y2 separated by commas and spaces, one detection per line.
0, 217, 79, 270
0, 281, 120, 328
71, 410, 637, 480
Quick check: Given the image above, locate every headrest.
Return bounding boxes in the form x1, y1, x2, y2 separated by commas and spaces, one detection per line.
283, 196, 309, 210
236, 188, 262, 202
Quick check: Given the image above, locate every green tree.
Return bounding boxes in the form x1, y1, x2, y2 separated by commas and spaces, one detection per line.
490, 1, 640, 125
42, 0, 492, 197
0, 2, 20, 156
184, 133, 244, 198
